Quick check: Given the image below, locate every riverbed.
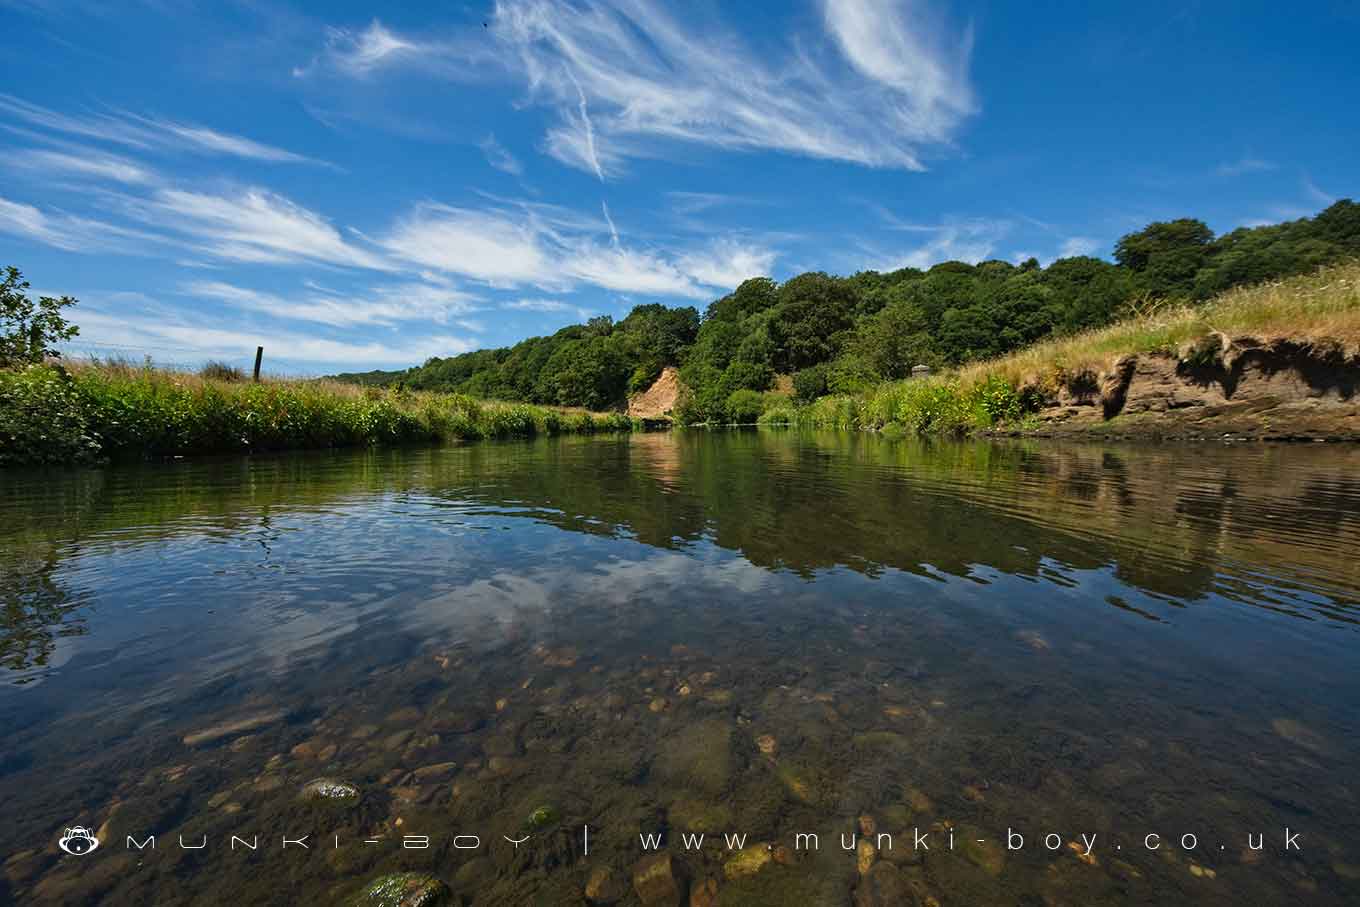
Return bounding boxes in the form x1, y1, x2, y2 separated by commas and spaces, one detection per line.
1, 432, 1357, 905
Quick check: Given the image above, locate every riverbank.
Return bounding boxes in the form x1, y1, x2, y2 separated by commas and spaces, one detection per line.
0, 361, 641, 467
755, 262, 1360, 440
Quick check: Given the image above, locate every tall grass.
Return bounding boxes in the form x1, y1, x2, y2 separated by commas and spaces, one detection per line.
0, 359, 642, 467
765, 261, 1360, 436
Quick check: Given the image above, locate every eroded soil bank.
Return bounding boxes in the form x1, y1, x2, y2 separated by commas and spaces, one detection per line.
1021, 336, 1360, 440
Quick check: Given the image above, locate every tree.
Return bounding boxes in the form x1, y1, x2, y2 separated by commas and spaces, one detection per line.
769, 272, 857, 372
1113, 219, 1214, 298
1, 267, 79, 368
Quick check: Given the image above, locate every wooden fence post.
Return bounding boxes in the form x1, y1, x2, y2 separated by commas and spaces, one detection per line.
253, 346, 263, 382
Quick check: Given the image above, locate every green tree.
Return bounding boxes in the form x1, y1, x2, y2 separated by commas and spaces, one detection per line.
769, 272, 857, 371
1113, 219, 1214, 298
1, 267, 79, 368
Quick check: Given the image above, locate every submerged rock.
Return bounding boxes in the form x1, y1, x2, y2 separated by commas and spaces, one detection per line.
689, 877, 719, 907
724, 845, 772, 880
181, 709, 287, 747
956, 826, 1005, 877
654, 720, 733, 796
633, 853, 684, 906
585, 866, 625, 904
299, 778, 360, 803
668, 799, 734, 833
853, 862, 911, 907
350, 873, 451, 907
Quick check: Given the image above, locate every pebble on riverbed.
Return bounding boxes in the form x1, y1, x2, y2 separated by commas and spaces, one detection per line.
299, 778, 360, 803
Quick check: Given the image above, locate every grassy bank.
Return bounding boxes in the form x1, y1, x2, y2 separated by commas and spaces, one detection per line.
753, 261, 1360, 434
0, 359, 640, 467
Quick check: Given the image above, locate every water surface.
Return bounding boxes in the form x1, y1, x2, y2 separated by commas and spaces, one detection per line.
2, 432, 1358, 905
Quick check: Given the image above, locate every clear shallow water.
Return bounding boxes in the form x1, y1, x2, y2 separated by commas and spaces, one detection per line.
1, 432, 1358, 905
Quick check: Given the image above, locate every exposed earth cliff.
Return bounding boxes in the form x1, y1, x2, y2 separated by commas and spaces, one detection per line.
1028, 335, 1359, 439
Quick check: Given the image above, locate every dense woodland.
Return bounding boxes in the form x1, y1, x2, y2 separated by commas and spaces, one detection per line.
334, 200, 1360, 422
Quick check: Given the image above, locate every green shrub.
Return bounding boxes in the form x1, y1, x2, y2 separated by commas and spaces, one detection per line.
964, 374, 1024, 427
725, 389, 765, 424
0, 365, 102, 466
792, 364, 829, 402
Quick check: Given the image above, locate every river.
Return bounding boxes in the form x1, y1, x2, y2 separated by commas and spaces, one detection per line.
1, 432, 1357, 905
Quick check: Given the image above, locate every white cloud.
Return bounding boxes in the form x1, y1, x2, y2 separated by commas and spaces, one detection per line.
822, 0, 975, 144
380, 200, 772, 297
183, 279, 480, 328
312, 2, 976, 175
7, 148, 155, 185
141, 188, 390, 270
69, 307, 475, 368
1058, 236, 1100, 259
1216, 156, 1275, 178
677, 240, 777, 290
479, 134, 523, 175
0, 194, 165, 252
561, 243, 703, 297
293, 19, 492, 80
491, 0, 974, 175
0, 94, 324, 166
874, 217, 1010, 270
504, 298, 593, 320
381, 204, 557, 285
1303, 175, 1335, 207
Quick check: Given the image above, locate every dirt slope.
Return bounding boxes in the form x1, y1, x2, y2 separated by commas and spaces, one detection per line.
627, 366, 683, 419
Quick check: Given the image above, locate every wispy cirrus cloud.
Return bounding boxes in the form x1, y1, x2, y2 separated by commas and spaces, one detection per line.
69, 306, 476, 367
6, 147, 156, 185
302, 2, 976, 178
1216, 156, 1276, 178
493, 0, 975, 177
131, 187, 391, 270
479, 133, 524, 175
856, 214, 1009, 271
0, 94, 327, 166
0, 194, 166, 253
380, 201, 776, 297
293, 19, 494, 80
1058, 236, 1101, 258
183, 279, 481, 328
505, 298, 593, 319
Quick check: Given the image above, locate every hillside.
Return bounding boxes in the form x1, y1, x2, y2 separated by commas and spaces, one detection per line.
334, 201, 1360, 425
769, 261, 1360, 440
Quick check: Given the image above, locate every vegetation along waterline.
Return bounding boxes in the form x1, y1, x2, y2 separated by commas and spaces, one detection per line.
756, 262, 1360, 440
0, 359, 643, 468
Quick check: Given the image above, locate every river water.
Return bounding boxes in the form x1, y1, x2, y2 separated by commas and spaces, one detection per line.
1, 432, 1357, 905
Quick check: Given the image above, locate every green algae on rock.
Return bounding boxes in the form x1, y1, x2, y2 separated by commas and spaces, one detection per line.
349, 872, 451, 907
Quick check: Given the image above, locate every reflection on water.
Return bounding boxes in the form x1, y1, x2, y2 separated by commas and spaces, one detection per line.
1, 432, 1358, 905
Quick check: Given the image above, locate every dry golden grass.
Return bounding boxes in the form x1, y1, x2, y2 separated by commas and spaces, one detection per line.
955, 260, 1360, 390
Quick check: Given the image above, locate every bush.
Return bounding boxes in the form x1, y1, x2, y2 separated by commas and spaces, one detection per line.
792, 364, 829, 403
200, 360, 245, 382
964, 374, 1024, 427
0, 365, 102, 465
725, 389, 765, 424
756, 405, 799, 426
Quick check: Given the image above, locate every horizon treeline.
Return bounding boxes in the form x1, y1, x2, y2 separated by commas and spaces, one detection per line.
334, 200, 1360, 421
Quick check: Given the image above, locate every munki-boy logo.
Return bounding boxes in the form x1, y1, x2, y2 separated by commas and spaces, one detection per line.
58, 827, 100, 856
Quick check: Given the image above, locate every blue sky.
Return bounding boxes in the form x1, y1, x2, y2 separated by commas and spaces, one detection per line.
1, 1, 1355, 374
